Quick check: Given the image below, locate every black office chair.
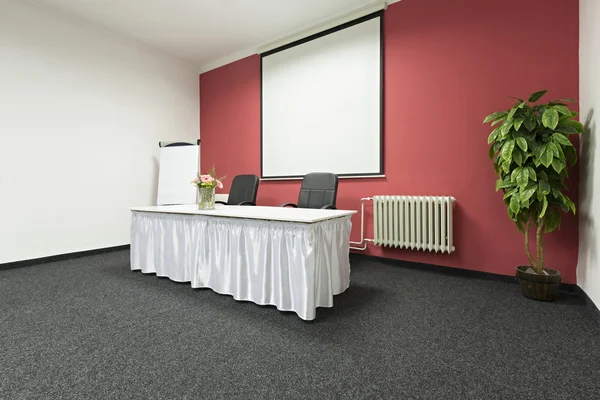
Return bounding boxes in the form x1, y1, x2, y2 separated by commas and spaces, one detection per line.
215, 174, 259, 206
282, 172, 338, 209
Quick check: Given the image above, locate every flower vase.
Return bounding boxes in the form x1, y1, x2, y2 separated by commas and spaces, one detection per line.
198, 187, 216, 210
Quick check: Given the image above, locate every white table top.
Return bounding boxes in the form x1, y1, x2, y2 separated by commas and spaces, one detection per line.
130, 204, 356, 224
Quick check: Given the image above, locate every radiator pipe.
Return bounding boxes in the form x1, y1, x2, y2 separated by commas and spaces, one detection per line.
349, 197, 373, 246
350, 238, 374, 251
349, 197, 374, 251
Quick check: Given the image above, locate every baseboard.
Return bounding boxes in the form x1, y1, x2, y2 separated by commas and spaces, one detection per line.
1, 247, 585, 301
349, 253, 581, 296
0, 245, 130, 271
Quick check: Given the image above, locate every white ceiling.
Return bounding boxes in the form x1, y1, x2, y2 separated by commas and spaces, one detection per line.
30, 0, 395, 72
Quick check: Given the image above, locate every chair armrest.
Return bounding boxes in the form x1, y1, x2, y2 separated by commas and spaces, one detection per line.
215, 201, 227, 205
281, 203, 298, 208
321, 205, 336, 210
237, 201, 256, 206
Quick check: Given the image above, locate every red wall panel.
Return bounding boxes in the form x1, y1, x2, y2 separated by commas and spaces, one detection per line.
199, 0, 579, 283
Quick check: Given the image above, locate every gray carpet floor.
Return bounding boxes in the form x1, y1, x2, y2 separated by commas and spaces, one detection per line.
1, 250, 600, 400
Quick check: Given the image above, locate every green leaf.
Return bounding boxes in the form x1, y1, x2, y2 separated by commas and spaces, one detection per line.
539, 179, 551, 195
533, 143, 547, 159
541, 148, 554, 167
488, 144, 496, 160
516, 137, 528, 151
514, 220, 525, 233
483, 111, 507, 124
552, 133, 573, 147
555, 123, 578, 135
552, 158, 565, 173
526, 167, 537, 181
488, 129, 499, 144
510, 167, 522, 182
542, 108, 560, 129
520, 186, 537, 203
508, 96, 525, 103
561, 119, 585, 133
496, 178, 514, 191
493, 141, 503, 152
523, 118, 536, 132
513, 118, 524, 131
517, 168, 529, 189
503, 187, 519, 200
544, 208, 561, 233
509, 195, 521, 214
565, 145, 578, 165
539, 196, 548, 219
536, 106, 546, 125
515, 213, 529, 233
501, 140, 515, 161
553, 142, 565, 159
507, 208, 515, 220
551, 188, 562, 198
553, 105, 572, 116
491, 118, 505, 127
537, 191, 544, 201
558, 98, 576, 103
529, 90, 548, 102
565, 196, 576, 214
560, 204, 569, 213
547, 142, 560, 158
513, 150, 523, 166
500, 121, 513, 136
507, 107, 518, 121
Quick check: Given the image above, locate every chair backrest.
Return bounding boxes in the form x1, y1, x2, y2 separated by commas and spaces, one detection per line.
227, 174, 259, 205
297, 172, 338, 209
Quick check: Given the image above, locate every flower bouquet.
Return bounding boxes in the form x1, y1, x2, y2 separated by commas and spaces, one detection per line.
191, 166, 225, 210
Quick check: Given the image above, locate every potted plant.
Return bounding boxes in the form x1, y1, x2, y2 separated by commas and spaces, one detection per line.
483, 90, 583, 301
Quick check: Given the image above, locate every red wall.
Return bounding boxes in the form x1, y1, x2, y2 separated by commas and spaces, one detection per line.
200, 0, 580, 283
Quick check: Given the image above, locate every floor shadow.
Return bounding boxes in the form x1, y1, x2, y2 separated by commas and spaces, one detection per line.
578, 108, 597, 287
176, 281, 388, 339
315, 283, 384, 322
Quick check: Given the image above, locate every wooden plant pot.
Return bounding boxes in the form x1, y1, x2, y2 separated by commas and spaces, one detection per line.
515, 266, 561, 302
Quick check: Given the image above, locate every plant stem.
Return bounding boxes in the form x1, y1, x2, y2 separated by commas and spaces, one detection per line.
535, 220, 545, 274
524, 218, 536, 268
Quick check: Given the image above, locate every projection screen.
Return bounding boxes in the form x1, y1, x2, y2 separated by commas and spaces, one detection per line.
261, 13, 383, 179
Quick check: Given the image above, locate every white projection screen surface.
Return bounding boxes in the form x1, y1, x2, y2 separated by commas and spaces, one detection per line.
261, 14, 382, 178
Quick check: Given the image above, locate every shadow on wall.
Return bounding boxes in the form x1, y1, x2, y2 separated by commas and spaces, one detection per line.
579, 109, 597, 284
151, 156, 159, 206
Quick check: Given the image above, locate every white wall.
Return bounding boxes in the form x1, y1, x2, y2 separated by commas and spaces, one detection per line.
0, 0, 199, 263
578, 0, 600, 305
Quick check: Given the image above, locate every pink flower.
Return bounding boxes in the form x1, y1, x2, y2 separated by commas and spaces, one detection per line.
200, 175, 211, 183
190, 178, 200, 184
217, 180, 223, 189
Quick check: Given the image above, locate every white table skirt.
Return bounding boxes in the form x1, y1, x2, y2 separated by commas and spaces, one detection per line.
130, 211, 352, 320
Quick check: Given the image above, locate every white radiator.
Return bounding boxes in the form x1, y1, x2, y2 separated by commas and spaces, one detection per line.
373, 196, 455, 254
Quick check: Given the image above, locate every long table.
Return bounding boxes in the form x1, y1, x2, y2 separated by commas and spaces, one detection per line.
129, 204, 356, 320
